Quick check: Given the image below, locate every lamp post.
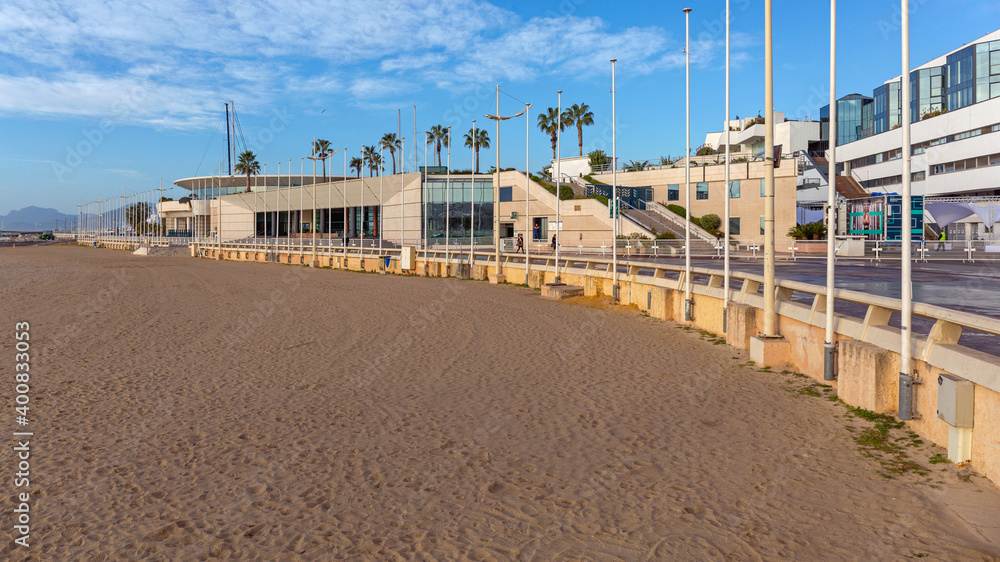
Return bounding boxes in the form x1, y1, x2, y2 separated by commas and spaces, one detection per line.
684, 7, 693, 321
495, 84, 501, 278
825, 0, 838, 381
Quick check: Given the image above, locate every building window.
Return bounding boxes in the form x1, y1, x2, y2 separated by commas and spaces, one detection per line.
696, 182, 709, 200
499, 186, 512, 202
912, 171, 926, 181
729, 180, 740, 199
760, 178, 766, 197
729, 217, 741, 235
667, 184, 679, 201
760, 216, 765, 236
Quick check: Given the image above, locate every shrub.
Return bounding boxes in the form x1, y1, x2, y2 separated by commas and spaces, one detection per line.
582, 174, 608, 185
701, 213, 721, 230
667, 204, 687, 218
656, 230, 677, 239
696, 145, 715, 156
588, 149, 609, 168
788, 221, 827, 240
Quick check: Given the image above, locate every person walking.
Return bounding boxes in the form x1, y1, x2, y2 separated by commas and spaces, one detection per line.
550, 233, 557, 253
515, 233, 524, 254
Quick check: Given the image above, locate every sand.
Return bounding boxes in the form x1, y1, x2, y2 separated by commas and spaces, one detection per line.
2, 244, 1000, 560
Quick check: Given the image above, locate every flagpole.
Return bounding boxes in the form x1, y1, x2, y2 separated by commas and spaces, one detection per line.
723, 0, 732, 332
684, 7, 693, 321
825, 0, 838, 380
899, 0, 914, 419
611, 60, 618, 302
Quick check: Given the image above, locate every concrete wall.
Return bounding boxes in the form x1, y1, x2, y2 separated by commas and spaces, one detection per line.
592, 163, 799, 242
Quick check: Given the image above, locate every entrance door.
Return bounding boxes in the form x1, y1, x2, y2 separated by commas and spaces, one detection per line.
501, 222, 515, 239
532, 217, 546, 241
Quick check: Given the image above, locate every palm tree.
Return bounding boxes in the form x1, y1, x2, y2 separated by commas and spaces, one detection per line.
562, 103, 595, 156
234, 150, 260, 193
312, 139, 333, 181
379, 133, 401, 174
362, 145, 383, 177
463, 128, 491, 174
427, 125, 449, 167
350, 157, 363, 178
537, 107, 569, 161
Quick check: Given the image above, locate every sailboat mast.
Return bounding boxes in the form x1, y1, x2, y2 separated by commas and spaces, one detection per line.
225, 102, 232, 176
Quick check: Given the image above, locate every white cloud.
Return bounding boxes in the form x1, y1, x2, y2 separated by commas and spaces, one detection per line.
0, 1, 703, 129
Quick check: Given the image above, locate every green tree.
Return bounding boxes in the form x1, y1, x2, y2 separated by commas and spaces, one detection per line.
379, 133, 401, 174
588, 149, 608, 169
463, 127, 491, 174
537, 107, 569, 161
234, 150, 260, 193
350, 156, 363, 178
312, 139, 333, 181
362, 145, 383, 177
562, 103, 594, 156
126, 202, 152, 234
427, 125, 449, 167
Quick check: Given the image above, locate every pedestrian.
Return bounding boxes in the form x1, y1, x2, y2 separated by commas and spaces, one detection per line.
516, 233, 524, 254
550, 233, 557, 253
533, 223, 540, 241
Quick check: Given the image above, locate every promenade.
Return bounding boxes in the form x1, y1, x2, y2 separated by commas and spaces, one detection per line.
2, 244, 999, 559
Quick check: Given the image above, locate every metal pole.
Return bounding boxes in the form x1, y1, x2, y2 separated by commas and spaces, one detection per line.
363, 148, 369, 254
288, 159, 292, 247
525, 102, 531, 281
312, 149, 317, 262
611, 60, 618, 302
401, 137, 405, 246
723, 1, 731, 333
555, 89, 562, 283
343, 149, 347, 250
899, 0, 914, 419
684, 8, 693, 321
471, 120, 476, 264
763, 0, 777, 336
824, 0, 838, 381
218, 162, 222, 255
424, 131, 428, 255
494, 84, 502, 277
446, 128, 451, 265
380, 148, 385, 253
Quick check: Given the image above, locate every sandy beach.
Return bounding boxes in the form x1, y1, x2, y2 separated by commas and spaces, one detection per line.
2, 244, 999, 560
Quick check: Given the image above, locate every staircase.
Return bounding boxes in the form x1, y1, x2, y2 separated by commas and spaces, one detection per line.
799, 151, 869, 200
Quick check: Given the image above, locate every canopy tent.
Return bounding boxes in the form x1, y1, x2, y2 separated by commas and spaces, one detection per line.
925, 202, 975, 227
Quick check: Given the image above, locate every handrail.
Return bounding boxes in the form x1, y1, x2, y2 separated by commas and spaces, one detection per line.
645, 201, 717, 243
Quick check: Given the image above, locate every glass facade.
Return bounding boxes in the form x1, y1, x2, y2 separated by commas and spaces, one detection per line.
827, 37, 1000, 145
667, 184, 679, 201
422, 178, 493, 242
729, 180, 740, 199
696, 182, 709, 200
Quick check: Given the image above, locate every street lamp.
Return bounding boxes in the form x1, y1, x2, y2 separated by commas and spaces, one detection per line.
484, 85, 529, 282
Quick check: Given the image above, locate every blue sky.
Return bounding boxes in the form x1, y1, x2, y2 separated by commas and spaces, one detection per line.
1, 0, 997, 215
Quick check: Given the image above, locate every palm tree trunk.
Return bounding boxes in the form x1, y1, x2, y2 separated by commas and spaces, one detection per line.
391, 151, 397, 175
474, 146, 479, 174
436, 141, 442, 167
578, 124, 583, 156
551, 134, 557, 161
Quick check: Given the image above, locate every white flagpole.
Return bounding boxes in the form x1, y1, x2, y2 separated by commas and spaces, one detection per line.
899, 0, 914, 418
555, 90, 562, 283
471, 120, 476, 263
446, 127, 451, 264
611, 60, 618, 302
525, 102, 532, 279
684, 7, 693, 321
825, 0, 838, 380
724, 0, 732, 332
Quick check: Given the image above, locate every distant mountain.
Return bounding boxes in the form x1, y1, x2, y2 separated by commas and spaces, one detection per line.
1, 206, 76, 232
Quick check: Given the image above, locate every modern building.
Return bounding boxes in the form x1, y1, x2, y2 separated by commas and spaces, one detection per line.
158, 170, 653, 250
703, 112, 823, 158
825, 29, 1000, 201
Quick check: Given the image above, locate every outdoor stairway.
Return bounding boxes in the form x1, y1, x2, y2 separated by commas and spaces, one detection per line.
623, 208, 682, 238
800, 152, 869, 199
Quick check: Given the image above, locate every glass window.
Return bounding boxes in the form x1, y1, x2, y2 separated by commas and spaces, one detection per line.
760, 178, 766, 197
729, 180, 740, 199
729, 217, 740, 235
696, 182, 709, 200
499, 186, 512, 202
667, 184, 679, 201
759, 216, 765, 236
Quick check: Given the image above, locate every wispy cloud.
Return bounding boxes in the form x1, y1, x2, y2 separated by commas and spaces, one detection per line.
0, 0, 715, 129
